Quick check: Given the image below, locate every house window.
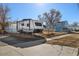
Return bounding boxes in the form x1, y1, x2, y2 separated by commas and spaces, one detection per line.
35, 22, 42, 26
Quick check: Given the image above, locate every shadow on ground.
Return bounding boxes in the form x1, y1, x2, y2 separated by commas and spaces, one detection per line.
0, 35, 46, 48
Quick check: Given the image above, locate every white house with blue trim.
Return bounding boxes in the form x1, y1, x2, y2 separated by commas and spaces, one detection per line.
54, 21, 69, 32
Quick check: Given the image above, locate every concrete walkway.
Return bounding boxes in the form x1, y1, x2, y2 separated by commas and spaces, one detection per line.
15, 44, 78, 56
46, 34, 72, 41
0, 42, 78, 56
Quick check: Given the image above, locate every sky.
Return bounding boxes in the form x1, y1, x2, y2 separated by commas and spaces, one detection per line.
5, 3, 79, 24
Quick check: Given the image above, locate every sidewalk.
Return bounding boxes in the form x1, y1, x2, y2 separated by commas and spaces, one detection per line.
46, 34, 72, 41
0, 35, 9, 39
0, 43, 78, 56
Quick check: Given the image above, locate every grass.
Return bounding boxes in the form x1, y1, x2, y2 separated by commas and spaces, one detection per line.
47, 34, 79, 48
42, 30, 67, 38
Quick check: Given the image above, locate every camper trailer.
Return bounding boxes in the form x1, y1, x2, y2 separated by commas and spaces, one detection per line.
17, 19, 44, 33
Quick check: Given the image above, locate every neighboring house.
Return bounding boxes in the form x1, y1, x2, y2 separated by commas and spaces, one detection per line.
5, 22, 18, 33
42, 20, 69, 32
54, 21, 79, 32
66, 26, 79, 31
54, 21, 69, 32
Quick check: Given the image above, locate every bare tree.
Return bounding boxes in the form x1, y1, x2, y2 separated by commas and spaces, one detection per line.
38, 15, 41, 20
38, 9, 61, 34
0, 4, 9, 33
43, 12, 53, 29
38, 9, 61, 29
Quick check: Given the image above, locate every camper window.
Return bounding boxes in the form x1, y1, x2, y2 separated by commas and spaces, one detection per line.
21, 23, 24, 26
27, 24, 30, 27
35, 22, 42, 26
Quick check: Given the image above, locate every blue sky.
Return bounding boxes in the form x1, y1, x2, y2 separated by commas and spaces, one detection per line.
5, 3, 79, 24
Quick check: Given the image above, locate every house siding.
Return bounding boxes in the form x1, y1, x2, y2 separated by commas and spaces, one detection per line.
54, 21, 68, 32
5, 22, 18, 33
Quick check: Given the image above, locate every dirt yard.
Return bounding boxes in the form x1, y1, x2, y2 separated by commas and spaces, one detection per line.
47, 33, 79, 48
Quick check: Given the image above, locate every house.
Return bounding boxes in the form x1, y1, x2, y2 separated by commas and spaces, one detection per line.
5, 22, 18, 33
42, 20, 69, 32
54, 21, 69, 32
66, 25, 79, 32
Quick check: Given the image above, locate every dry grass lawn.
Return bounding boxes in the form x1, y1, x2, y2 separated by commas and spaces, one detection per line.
42, 30, 67, 38
47, 34, 79, 48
